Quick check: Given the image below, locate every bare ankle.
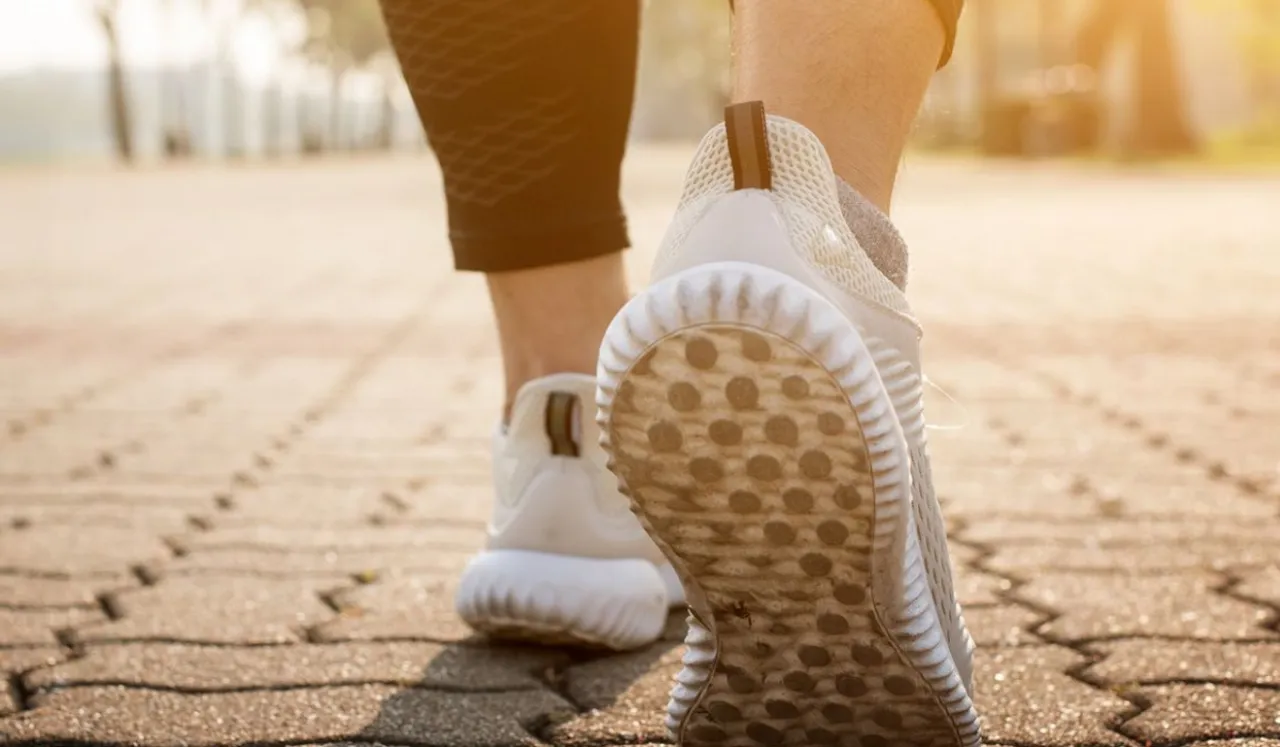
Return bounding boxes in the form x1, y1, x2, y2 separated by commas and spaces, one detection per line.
731, 0, 945, 213
486, 253, 630, 414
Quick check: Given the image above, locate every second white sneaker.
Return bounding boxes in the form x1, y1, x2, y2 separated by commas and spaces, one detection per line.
456, 373, 684, 650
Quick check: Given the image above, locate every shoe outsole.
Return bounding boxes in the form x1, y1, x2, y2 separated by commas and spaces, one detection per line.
597, 262, 980, 747
456, 549, 669, 650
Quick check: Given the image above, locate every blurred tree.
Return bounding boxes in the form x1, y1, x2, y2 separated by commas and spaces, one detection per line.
972, 0, 998, 107
1075, 0, 1125, 72
295, 0, 388, 67
634, 0, 729, 139
159, 0, 193, 157
1074, 0, 1196, 154
1129, 0, 1196, 153
93, 0, 133, 162
238, 0, 306, 155
1216, 0, 1280, 110
208, 0, 248, 157
236, 0, 390, 151
293, 0, 390, 149
1037, 0, 1065, 67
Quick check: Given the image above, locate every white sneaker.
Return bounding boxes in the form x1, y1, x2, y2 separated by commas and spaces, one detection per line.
456, 373, 684, 650
596, 103, 980, 745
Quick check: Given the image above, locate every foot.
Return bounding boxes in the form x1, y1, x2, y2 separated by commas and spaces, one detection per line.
456, 373, 685, 650
596, 103, 980, 745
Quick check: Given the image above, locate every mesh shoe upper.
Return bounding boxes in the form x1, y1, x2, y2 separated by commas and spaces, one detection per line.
653, 112, 974, 693
656, 117, 913, 319
488, 373, 667, 564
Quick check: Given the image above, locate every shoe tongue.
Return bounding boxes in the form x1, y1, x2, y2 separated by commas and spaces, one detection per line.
835, 178, 909, 291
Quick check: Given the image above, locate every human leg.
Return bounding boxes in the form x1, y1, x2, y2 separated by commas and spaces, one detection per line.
597, 1, 979, 744
378, 0, 682, 650
732, 0, 953, 210
379, 0, 638, 408
486, 255, 629, 418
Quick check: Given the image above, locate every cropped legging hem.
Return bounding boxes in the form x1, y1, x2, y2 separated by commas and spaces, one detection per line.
450, 212, 630, 273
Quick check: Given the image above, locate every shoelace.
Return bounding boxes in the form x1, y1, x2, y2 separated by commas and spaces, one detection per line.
922, 373, 970, 432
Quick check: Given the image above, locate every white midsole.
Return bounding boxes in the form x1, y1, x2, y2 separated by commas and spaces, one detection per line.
456, 548, 676, 651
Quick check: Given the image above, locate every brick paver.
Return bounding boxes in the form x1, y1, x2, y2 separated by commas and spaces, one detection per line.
1, 154, 1278, 745
24, 642, 567, 692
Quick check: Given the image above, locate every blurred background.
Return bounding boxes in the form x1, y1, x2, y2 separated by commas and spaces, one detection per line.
1, 0, 1278, 164
2, 5, 1280, 745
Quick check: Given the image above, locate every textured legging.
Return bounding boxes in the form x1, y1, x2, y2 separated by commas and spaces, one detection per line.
378, 0, 963, 273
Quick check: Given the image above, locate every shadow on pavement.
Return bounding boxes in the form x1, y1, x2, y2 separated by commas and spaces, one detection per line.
354, 611, 688, 745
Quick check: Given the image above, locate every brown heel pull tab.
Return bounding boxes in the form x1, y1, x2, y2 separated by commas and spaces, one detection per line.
545, 392, 580, 457
725, 101, 773, 191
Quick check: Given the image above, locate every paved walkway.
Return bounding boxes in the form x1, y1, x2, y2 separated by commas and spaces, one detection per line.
1, 153, 1279, 746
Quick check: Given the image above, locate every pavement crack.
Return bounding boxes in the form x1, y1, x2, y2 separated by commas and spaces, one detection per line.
23, 680, 542, 697
94, 593, 123, 622
1111, 676, 1280, 691
0, 602, 97, 613
544, 737, 667, 747
303, 580, 366, 642
417, 422, 447, 445
6, 673, 29, 712
161, 541, 477, 556
231, 469, 261, 489
0, 739, 423, 747
380, 489, 412, 514
0, 568, 128, 582
5, 643, 75, 711
178, 390, 222, 416
525, 658, 584, 743
1066, 654, 1152, 744
1114, 703, 1280, 745
160, 536, 189, 558
539, 660, 578, 708
54, 636, 314, 648
52, 628, 85, 658
186, 514, 214, 532
314, 589, 347, 616
1048, 631, 1278, 645
131, 564, 163, 586
959, 334, 1278, 510
1217, 573, 1280, 634
1160, 733, 1280, 747
1028, 364, 1276, 505
967, 535, 1146, 742
965, 540, 1060, 637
